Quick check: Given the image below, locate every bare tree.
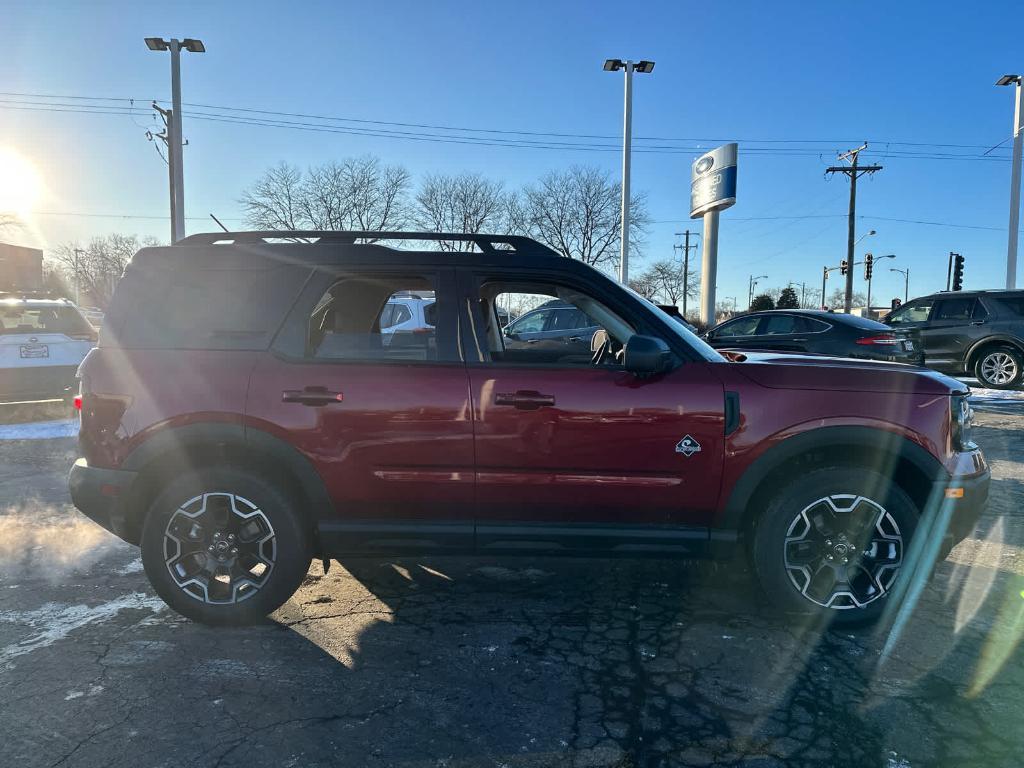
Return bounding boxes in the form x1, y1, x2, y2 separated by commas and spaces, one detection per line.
631, 259, 698, 306
414, 172, 508, 250
240, 156, 411, 233
519, 166, 648, 270
51, 234, 157, 308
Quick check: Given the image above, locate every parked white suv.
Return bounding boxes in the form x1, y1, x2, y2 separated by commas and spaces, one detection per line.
0, 295, 97, 403
380, 292, 436, 346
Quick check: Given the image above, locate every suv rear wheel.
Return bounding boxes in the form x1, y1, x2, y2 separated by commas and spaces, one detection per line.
140, 468, 312, 626
974, 346, 1022, 389
752, 467, 918, 625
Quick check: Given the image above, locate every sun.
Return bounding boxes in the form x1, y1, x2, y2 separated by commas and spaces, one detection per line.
0, 148, 43, 218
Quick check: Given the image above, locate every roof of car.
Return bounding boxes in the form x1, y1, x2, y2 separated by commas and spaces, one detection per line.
714, 309, 889, 330
0, 295, 75, 307
915, 289, 1024, 300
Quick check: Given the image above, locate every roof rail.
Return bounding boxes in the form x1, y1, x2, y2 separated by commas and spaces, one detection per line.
174, 230, 560, 257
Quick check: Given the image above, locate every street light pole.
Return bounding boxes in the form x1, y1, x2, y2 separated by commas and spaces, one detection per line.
748, 274, 767, 309
997, 75, 1023, 289
866, 253, 896, 313
890, 266, 910, 302
146, 37, 205, 243
604, 58, 654, 285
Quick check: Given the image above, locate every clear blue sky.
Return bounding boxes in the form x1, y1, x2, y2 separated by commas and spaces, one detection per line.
2, 0, 1021, 305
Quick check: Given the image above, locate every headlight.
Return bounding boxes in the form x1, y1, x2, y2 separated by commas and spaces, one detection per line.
951, 394, 975, 450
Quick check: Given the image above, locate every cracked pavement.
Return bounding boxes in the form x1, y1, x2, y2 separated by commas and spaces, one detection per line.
1, 402, 1023, 767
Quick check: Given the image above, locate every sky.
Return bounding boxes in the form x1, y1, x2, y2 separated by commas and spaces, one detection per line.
1, 0, 1022, 306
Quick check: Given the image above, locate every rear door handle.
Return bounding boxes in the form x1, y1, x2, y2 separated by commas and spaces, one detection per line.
282, 387, 344, 406
494, 390, 556, 410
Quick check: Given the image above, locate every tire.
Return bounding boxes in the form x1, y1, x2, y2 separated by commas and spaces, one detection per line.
751, 466, 919, 626
140, 468, 312, 626
974, 346, 1023, 389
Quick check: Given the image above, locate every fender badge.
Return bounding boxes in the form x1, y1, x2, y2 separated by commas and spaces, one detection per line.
675, 435, 702, 457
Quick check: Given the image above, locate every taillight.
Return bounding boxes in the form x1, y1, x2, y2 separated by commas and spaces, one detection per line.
855, 333, 899, 345
73, 395, 82, 411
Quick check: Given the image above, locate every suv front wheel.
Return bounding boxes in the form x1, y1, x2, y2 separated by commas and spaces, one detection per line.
140, 468, 312, 626
974, 346, 1023, 389
752, 467, 919, 625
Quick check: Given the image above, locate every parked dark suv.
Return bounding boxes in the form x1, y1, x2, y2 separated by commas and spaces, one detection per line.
69, 231, 989, 627
884, 290, 1024, 389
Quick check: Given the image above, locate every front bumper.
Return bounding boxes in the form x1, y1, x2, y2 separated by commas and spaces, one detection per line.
68, 458, 140, 544
934, 461, 990, 555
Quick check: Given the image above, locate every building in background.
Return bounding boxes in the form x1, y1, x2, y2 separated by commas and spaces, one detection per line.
0, 242, 44, 292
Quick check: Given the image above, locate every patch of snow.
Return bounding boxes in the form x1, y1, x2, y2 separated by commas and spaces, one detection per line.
0, 592, 165, 663
115, 558, 144, 575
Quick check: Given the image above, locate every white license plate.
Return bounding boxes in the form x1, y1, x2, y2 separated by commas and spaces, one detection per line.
19, 343, 49, 359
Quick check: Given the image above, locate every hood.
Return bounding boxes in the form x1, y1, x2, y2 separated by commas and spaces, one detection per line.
720, 350, 967, 396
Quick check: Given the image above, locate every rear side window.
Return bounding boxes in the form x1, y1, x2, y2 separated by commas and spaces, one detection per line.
309, 275, 443, 362
759, 315, 800, 335
800, 317, 832, 333
103, 250, 311, 350
933, 298, 976, 321
0, 305, 93, 336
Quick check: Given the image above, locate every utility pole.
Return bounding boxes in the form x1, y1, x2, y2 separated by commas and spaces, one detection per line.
602, 58, 654, 285
145, 37, 205, 242
826, 144, 882, 312
673, 230, 699, 318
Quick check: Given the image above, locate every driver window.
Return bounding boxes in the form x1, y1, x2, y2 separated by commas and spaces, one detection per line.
483, 281, 635, 366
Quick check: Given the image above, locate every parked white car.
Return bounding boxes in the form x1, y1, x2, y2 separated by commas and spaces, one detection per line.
0, 296, 97, 403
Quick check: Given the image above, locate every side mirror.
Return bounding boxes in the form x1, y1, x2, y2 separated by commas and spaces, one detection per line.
623, 334, 672, 376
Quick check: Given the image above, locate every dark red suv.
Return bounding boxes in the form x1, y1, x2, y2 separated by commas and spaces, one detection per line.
69, 231, 989, 626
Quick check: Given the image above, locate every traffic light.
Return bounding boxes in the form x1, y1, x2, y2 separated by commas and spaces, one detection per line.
840, 259, 848, 276
891, 297, 902, 311
864, 253, 874, 280
952, 253, 965, 291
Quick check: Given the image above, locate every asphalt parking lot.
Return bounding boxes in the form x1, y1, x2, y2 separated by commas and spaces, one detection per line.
1, 398, 1023, 768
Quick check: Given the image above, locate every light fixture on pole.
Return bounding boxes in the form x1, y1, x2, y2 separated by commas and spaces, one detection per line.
603, 57, 654, 285
890, 266, 910, 303
145, 36, 205, 242
997, 74, 1023, 289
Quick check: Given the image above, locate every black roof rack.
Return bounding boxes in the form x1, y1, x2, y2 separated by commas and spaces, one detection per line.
175, 230, 560, 257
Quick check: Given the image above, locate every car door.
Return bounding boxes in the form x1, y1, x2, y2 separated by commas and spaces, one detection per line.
502, 307, 552, 349
460, 268, 726, 555
920, 297, 981, 371
246, 266, 475, 551
749, 313, 810, 353
885, 297, 935, 360
705, 315, 762, 350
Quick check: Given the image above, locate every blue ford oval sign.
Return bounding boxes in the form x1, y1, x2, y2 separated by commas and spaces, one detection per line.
690, 143, 738, 218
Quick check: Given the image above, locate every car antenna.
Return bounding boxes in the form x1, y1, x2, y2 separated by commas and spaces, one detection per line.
209, 213, 230, 233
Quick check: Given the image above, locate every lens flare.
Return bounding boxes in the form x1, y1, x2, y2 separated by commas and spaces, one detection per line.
0, 148, 43, 217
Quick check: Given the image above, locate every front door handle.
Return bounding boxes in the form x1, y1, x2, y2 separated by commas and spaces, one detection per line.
282, 386, 344, 406
494, 390, 556, 410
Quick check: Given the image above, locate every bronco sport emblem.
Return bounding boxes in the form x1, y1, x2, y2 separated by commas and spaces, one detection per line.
675, 435, 702, 457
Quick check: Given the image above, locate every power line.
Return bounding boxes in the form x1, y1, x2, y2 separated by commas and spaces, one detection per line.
0, 91, 1015, 159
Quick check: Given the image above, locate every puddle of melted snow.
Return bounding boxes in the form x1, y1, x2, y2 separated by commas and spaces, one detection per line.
0, 502, 131, 583
0, 592, 165, 664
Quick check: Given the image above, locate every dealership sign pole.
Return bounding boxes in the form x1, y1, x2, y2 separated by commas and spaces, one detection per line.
691, 143, 738, 325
